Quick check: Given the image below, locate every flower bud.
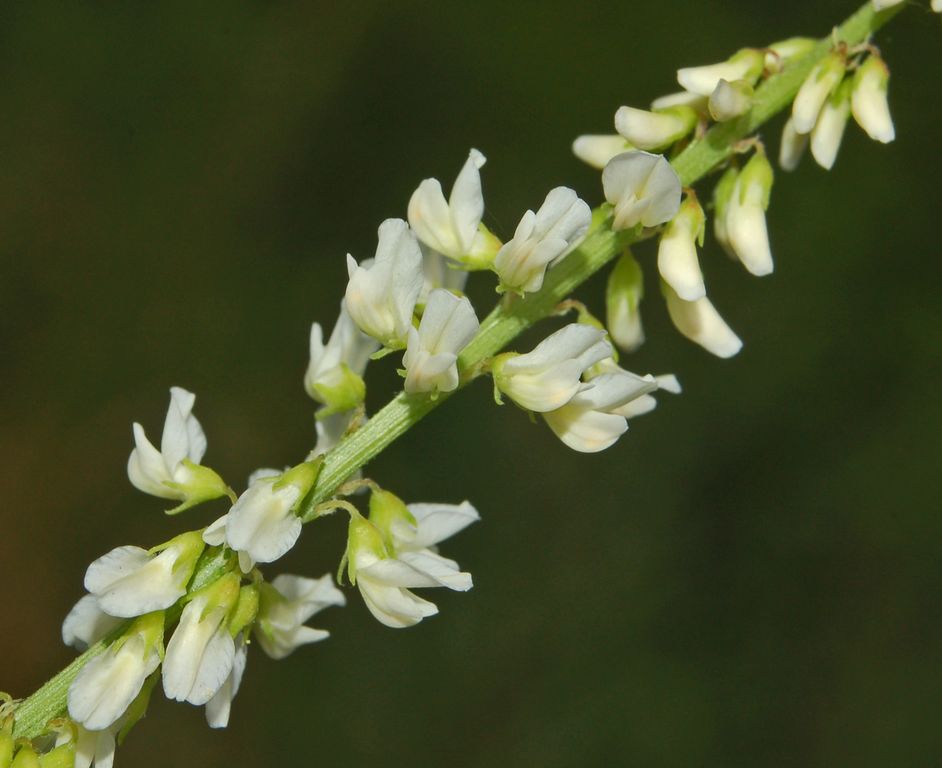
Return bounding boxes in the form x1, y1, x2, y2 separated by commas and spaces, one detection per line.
572, 135, 632, 170
778, 117, 808, 172
10, 745, 39, 768
663, 282, 742, 358
712, 164, 738, 257
614, 105, 697, 151
0, 733, 12, 768
851, 55, 894, 144
765, 37, 816, 74
677, 48, 764, 97
708, 79, 754, 122
657, 194, 706, 301
792, 50, 846, 134
726, 149, 775, 277
605, 251, 645, 353
811, 78, 852, 170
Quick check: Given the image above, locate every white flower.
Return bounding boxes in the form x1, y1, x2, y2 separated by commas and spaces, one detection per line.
205, 633, 247, 729
162, 574, 240, 707
811, 80, 852, 170
851, 55, 895, 144
778, 117, 809, 172
407, 149, 499, 269
606, 251, 645, 353
127, 387, 229, 513
663, 282, 743, 358
572, 135, 632, 169
62, 594, 123, 652
708, 79, 753, 122
657, 194, 706, 301
312, 411, 353, 457
84, 531, 205, 618
493, 324, 612, 412
419, 249, 469, 305
214, 461, 319, 574
871, 0, 904, 8
676, 48, 764, 97
344, 218, 423, 349
493, 187, 591, 294
543, 370, 658, 453
725, 150, 775, 277
255, 574, 345, 660
602, 151, 682, 231
304, 301, 379, 412
934, 0, 941, 13
792, 51, 846, 134
68, 613, 163, 731
402, 289, 479, 395
614, 105, 697, 151
346, 492, 477, 629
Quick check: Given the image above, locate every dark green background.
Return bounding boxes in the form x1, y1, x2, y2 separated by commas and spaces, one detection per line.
2, 2, 940, 766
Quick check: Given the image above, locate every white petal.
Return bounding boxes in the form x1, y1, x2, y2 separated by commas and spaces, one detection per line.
358, 557, 443, 589
205, 634, 248, 729
544, 405, 628, 453
851, 58, 894, 144
68, 635, 159, 731
162, 387, 205, 469
226, 481, 303, 569
778, 117, 808, 172
614, 106, 691, 150
602, 151, 681, 230
677, 59, 756, 96
163, 602, 235, 706
811, 86, 851, 170
405, 501, 480, 549
449, 149, 487, 255
202, 515, 228, 546
85, 546, 186, 618
127, 423, 174, 498
792, 55, 845, 134
408, 179, 456, 256
664, 285, 742, 358
657, 227, 704, 301
727, 197, 773, 276
357, 577, 438, 629
62, 594, 123, 652
398, 550, 472, 591
572, 135, 630, 170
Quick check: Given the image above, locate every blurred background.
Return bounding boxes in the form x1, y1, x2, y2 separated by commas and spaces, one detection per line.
2, 1, 940, 765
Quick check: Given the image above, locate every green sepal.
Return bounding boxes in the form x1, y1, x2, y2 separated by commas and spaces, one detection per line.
228, 584, 260, 638
163, 460, 233, 515
273, 456, 323, 511
312, 363, 366, 418
0, 732, 13, 768
148, 530, 205, 589
368, 489, 415, 555
37, 744, 72, 768
10, 744, 39, 768
456, 223, 501, 271
344, 511, 387, 586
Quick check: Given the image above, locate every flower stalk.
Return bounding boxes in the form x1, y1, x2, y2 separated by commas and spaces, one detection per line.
9, 0, 906, 743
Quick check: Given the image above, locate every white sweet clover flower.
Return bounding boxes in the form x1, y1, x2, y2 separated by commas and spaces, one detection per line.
72, 723, 117, 768
345, 492, 475, 628
708, 79, 754, 122
792, 51, 846, 134
662, 281, 743, 359
402, 289, 479, 395
312, 411, 353, 457
492, 323, 612, 413
62, 594, 124, 652
205, 632, 247, 729
571, 135, 633, 170
304, 301, 379, 415
84, 531, 205, 618
602, 151, 682, 231
811, 79, 853, 170
851, 55, 895, 144
419, 248, 469, 306
493, 187, 591, 295
162, 574, 241, 708
345, 218, 423, 350
543, 370, 659, 453
204, 460, 320, 574
725, 150, 775, 277
606, 251, 645, 353
127, 387, 231, 514
778, 117, 809, 172
676, 48, 765, 97
614, 105, 697, 152
407, 148, 501, 270
68, 612, 164, 731
255, 574, 345, 660
657, 194, 706, 302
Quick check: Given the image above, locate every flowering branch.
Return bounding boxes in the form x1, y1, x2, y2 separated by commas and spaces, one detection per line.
4, 0, 913, 757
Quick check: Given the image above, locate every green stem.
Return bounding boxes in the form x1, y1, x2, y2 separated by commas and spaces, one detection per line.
10, 0, 902, 742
